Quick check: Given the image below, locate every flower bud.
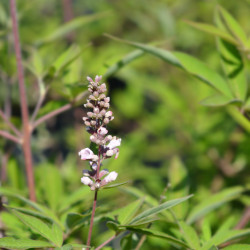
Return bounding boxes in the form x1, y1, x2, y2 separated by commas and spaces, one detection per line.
93, 107, 99, 114
103, 118, 109, 124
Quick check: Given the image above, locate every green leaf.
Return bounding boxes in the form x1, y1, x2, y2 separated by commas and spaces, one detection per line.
36, 13, 109, 45
12, 210, 61, 247
106, 221, 120, 232
168, 157, 189, 218
217, 38, 247, 101
217, 6, 248, 48
0, 237, 54, 249
186, 186, 245, 224
106, 35, 233, 98
51, 222, 64, 247
36, 164, 64, 212
129, 195, 192, 225
104, 50, 145, 78
102, 181, 129, 190
200, 94, 241, 107
121, 227, 189, 248
112, 198, 144, 224
201, 229, 250, 250
224, 245, 250, 250
58, 186, 90, 214
173, 52, 233, 98
227, 106, 250, 133
48, 45, 86, 77
179, 221, 200, 249
120, 186, 158, 206
201, 217, 212, 242
0, 187, 62, 227
185, 20, 237, 45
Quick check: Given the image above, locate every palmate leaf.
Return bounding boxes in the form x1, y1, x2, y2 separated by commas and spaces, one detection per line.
0, 237, 54, 249
186, 186, 245, 224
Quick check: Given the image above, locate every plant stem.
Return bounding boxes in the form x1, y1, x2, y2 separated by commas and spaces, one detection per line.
95, 235, 116, 250
0, 109, 21, 136
10, 0, 36, 201
86, 190, 98, 249
0, 130, 21, 144
86, 146, 101, 249
31, 91, 87, 130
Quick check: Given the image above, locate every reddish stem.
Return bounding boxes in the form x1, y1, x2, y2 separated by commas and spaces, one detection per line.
95, 235, 116, 250
10, 0, 36, 201
86, 146, 102, 249
0, 109, 21, 136
0, 130, 21, 144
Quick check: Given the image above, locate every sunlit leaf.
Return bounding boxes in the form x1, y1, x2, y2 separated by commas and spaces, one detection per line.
0, 237, 53, 249
186, 186, 245, 224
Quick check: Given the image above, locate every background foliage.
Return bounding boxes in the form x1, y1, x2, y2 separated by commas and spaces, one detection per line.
0, 0, 250, 249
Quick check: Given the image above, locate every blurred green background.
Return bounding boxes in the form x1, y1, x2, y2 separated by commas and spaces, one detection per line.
0, 0, 250, 249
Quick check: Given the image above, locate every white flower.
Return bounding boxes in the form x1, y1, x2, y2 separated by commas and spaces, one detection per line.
78, 148, 98, 161
97, 127, 108, 135
103, 171, 118, 183
81, 176, 93, 186
105, 111, 113, 117
107, 138, 121, 150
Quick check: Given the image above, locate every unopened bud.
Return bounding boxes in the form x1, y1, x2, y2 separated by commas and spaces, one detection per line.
103, 118, 109, 124
91, 120, 96, 126
93, 91, 99, 97
93, 107, 99, 114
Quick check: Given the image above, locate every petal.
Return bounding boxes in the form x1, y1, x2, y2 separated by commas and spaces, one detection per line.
78, 148, 94, 160
99, 169, 109, 178
81, 176, 93, 186
107, 138, 121, 149
97, 127, 108, 135
103, 171, 118, 183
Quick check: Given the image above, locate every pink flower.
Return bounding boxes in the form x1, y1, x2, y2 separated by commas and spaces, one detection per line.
103, 171, 118, 183
107, 138, 121, 149
78, 148, 98, 161
105, 111, 113, 117
81, 176, 93, 186
97, 127, 108, 135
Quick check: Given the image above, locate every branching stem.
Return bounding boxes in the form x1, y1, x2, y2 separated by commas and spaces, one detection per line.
10, 0, 36, 201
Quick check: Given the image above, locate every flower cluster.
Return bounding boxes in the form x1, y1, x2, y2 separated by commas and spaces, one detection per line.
79, 75, 121, 190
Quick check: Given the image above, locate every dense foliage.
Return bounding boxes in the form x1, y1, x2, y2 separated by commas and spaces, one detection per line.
0, 0, 250, 249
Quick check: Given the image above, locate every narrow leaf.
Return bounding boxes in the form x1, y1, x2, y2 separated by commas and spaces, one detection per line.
122, 227, 189, 248
186, 186, 245, 224
218, 6, 248, 48
0, 237, 53, 249
224, 245, 250, 250
200, 95, 240, 107
129, 195, 192, 225
185, 20, 237, 45
179, 221, 200, 249
12, 210, 59, 246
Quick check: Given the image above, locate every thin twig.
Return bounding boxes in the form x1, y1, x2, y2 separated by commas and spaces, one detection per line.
32, 91, 87, 130
10, 0, 36, 201
0, 109, 21, 136
95, 235, 116, 250
0, 130, 21, 144
30, 86, 48, 123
